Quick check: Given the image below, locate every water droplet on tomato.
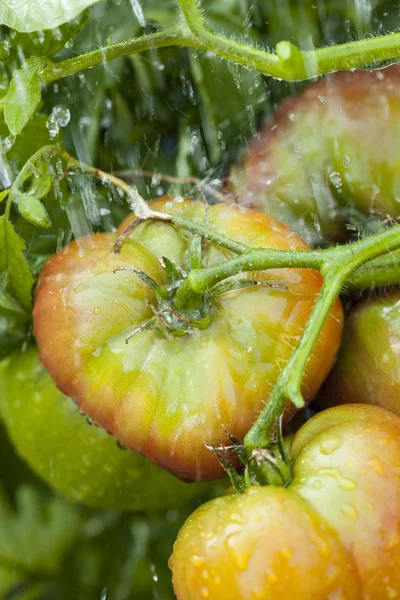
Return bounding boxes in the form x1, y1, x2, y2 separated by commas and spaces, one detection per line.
200, 587, 210, 598
320, 438, 341, 455
318, 468, 356, 490
266, 570, 278, 582
340, 504, 358, 520
368, 456, 384, 475
190, 555, 206, 567
280, 546, 294, 558
225, 531, 249, 570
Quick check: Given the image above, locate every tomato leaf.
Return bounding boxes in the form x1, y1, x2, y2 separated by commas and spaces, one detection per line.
4, 57, 43, 135
23, 158, 53, 200
0, 216, 34, 310
0, 115, 54, 174
0, 284, 27, 317
0, 0, 100, 32
0, 12, 90, 61
0, 484, 84, 600
15, 193, 51, 229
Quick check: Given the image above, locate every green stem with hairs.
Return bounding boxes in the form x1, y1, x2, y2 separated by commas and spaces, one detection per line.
34, 1, 400, 88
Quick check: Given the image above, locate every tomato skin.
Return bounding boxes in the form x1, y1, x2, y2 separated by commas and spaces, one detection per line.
170, 486, 361, 600
322, 291, 400, 417
170, 405, 400, 599
231, 67, 400, 245
33, 197, 343, 481
0, 347, 216, 511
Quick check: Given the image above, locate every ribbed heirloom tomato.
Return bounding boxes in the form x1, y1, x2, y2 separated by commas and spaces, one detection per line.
170, 405, 400, 599
33, 197, 343, 481
231, 67, 400, 245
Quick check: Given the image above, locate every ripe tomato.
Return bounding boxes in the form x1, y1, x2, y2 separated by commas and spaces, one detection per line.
170, 404, 400, 599
33, 197, 343, 481
322, 290, 400, 416
231, 67, 400, 245
0, 347, 216, 511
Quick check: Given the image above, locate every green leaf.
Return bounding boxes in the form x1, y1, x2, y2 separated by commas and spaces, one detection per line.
0, 486, 83, 572
24, 158, 53, 200
15, 193, 51, 228
0, 216, 34, 310
0, 283, 27, 317
4, 57, 43, 135
0, 115, 54, 173
0, 189, 9, 203
0, 0, 101, 32
0, 11, 90, 61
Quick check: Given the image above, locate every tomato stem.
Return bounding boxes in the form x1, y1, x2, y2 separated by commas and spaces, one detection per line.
36, 2, 400, 87
244, 225, 400, 452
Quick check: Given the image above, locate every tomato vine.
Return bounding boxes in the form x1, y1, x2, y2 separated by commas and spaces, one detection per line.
13, 143, 400, 462
0, 0, 396, 100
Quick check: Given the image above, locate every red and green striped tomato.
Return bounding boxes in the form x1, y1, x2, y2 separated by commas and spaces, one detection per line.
33, 197, 343, 481
231, 67, 400, 245
170, 405, 400, 599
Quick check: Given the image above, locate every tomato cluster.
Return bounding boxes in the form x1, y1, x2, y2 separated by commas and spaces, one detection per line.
170, 405, 400, 599
4, 66, 400, 600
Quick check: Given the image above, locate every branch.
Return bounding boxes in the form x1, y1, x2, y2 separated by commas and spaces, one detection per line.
38, 3, 400, 87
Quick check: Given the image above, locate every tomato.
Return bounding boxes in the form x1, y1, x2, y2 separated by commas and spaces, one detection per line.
230, 67, 400, 245
321, 290, 400, 416
33, 197, 343, 481
170, 404, 400, 599
0, 347, 216, 511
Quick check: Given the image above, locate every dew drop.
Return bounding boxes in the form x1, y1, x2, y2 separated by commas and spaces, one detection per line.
320, 438, 341, 455
280, 546, 293, 558
340, 504, 358, 520
329, 172, 342, 189
342, 154, 352, 168
368, 456, 384, 476
190, 555, 206, 567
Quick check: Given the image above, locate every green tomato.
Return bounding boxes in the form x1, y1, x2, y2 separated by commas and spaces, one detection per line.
322, 290, 400, 417
0, 347, 217, 511
231, 67, 400, 246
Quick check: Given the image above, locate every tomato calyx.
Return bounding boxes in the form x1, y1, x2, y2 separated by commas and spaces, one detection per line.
113, 259, 213, 340
207, 417, 293, 494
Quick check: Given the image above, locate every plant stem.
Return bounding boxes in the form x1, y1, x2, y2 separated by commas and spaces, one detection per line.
244, 224, 400, 451
41, 29, 197, 84
346, 251, 400, 290
37, 2, 400, 87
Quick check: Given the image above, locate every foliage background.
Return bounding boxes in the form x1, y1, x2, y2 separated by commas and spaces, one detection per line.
0, 0, 399, 597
